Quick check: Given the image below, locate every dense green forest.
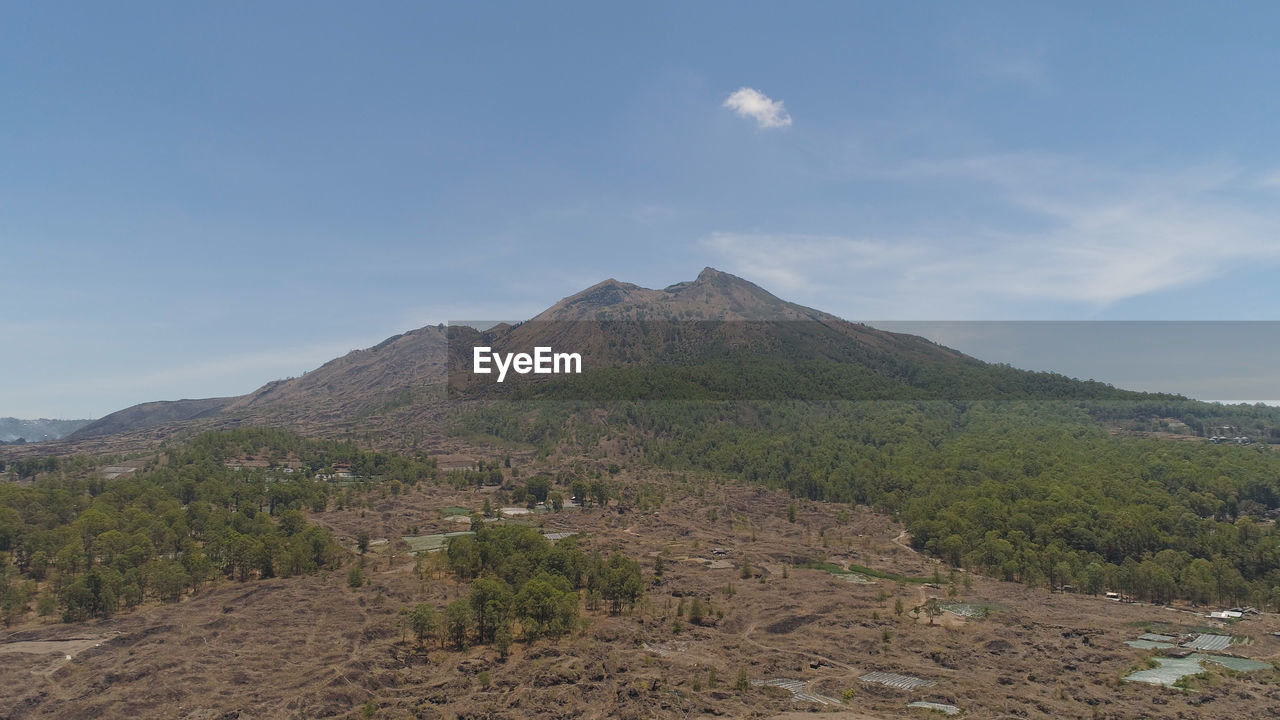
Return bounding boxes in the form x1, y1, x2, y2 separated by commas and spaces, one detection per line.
0, 428, 437, 625
458, 395, 1280, 609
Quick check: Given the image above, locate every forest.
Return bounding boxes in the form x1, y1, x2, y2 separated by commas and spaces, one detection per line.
458, 393, 1280, 610
0, 428, 437, 625
406, 524, 642, 653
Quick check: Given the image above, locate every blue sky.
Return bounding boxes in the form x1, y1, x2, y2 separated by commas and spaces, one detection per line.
5, 2, 1280, 417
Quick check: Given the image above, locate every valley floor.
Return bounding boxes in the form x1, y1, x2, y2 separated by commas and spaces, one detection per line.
3, 475, 1280, 719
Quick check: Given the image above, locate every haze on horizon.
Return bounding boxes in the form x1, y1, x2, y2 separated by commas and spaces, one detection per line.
6, 3, 1280, 418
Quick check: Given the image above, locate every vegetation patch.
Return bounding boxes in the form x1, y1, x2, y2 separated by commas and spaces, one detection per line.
846, 564, 933, 584
402, 532, 473, 554
403, 524, 644, 651
0, 429, 399, 625
763, 614, 821, 634
939, 601, 1005, 618
461, 392, 1280, 607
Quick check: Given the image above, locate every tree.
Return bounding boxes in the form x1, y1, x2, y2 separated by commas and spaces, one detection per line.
445, 599, 473, 649
446, 535, 480, 579
1082, 562, 1106, 596
75, 508, 114, 568
937, 534, 964, 567
589, 480, 610, 509
525, 476, 552, 504
278, 510, 306, 537
1182, 558, 1216, 606
226, 533, 263, 582
60, 567, 120, 621
921, 597, 942, 625
356, 531, 371, 555
469, 577, 513, 644
150, 560, 189, 603
494, 621, 513, 658
601, 552, 642, 614
516, 572, 577, 639
408, 603, 438, 646
689, 596, 705, 625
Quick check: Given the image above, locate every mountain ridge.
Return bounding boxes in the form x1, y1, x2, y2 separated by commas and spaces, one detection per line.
53, 268, 1190, 448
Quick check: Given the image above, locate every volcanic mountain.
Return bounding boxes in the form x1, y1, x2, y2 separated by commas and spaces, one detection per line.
64, 268, 1141, 446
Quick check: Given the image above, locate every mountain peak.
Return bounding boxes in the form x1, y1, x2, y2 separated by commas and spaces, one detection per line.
527, 268, 813, 323
552, 278, 641, 311
694, 266, 734, 283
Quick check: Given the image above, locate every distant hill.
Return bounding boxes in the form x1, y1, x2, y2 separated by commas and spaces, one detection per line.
0, 417, 93, 443
68, 398, 235, 440
64, 326, 450, 445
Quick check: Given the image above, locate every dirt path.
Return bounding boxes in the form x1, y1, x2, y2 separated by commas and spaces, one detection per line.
739, 618, 858, 674
892, 529, 916, 554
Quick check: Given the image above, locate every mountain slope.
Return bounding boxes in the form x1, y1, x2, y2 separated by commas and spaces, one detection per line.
54, 267, 1201, 446
452, 268, 1137, 403
226, 325, 449, 420
70, 397, 236, 440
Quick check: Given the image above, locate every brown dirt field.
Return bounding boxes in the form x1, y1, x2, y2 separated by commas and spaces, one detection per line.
3, 474, 1280, 719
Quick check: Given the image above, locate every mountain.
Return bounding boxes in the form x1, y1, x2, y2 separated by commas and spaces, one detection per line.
530, 268, 811, 322
445, 267, 975, 396
448, 268, 1142, 404
67, 326, 450, 444
224, 325, 448, 422
57, 267, 1186, 447
0, 417, 93, 444
69, 398, 236, 440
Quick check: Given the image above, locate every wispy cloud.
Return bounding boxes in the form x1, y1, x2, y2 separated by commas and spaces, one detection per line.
703, 155, 1280, 318
723, 87, 792, 129
1255, 170, 1280, 190
702, 232, 923, 295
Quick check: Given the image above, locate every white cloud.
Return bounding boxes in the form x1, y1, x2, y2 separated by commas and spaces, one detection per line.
702, 156, 1280, 318
723, 87, 792, 129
